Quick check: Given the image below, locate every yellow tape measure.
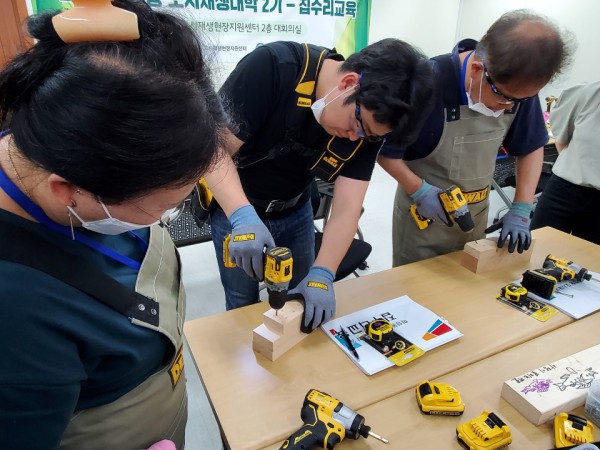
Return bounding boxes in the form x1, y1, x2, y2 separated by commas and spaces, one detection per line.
366, 319, 394, 344
500, 283, 528, 303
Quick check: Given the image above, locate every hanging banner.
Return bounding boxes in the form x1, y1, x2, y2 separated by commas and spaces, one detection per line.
27, 0, 371, 62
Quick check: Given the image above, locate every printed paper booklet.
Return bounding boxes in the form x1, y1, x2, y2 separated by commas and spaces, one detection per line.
320, 295, 462, 375
518, 273, 600, 319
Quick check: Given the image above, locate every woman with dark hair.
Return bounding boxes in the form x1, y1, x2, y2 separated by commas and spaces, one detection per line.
0, 1, 228, 448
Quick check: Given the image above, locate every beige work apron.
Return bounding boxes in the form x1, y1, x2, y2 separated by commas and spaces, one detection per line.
392, 105, 516, 266
60, 225, 187, 450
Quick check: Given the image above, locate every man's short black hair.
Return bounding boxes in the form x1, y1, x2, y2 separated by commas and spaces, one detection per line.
341, 38, 435, 148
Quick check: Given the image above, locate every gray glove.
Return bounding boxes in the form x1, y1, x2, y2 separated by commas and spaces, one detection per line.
228, 205, 275, 280
289, 266, 336, 333
485, 202, 533, 253
411, 180, 450, 226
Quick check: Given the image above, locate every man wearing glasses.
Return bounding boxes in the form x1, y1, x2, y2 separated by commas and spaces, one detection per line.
203, 39, 434, 331
378, 9, 575, 266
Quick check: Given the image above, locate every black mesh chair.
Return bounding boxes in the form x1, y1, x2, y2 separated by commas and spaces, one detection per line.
167, 199, 213, 247
490, 143, 558, 224
311, 178, 372, 280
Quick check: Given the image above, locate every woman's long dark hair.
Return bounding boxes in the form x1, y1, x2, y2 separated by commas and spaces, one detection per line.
0, 0, 229, 202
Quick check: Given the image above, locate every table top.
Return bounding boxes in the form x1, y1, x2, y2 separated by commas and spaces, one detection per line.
319, 313, 600, 450
184, 228, 600, 450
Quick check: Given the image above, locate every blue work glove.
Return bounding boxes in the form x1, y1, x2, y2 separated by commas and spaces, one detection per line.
485, 202, 533, 253
228, 205, 275, 280
410, 180, 450, 226
289, 266, 336, 333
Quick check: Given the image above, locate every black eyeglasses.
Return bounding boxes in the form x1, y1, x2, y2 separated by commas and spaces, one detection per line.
355, 103, 385, 143
483, 62, 535, 105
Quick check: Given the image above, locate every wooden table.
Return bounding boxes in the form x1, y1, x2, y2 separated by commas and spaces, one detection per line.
330, 313, 600, 450
184, 228, 600, 450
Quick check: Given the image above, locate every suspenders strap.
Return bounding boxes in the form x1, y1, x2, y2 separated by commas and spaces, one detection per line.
0, 220, 160, 326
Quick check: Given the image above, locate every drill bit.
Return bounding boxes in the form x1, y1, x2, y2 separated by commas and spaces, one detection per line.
557, 291, 574, 298
368, 430, 390, 444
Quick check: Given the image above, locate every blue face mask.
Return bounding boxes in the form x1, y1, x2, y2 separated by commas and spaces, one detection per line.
68, 200, 158, 235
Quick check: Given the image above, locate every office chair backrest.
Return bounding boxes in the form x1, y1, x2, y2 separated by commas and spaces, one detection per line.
310, 177, 371, 281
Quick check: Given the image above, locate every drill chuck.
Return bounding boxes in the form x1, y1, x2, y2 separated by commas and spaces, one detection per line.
268, 290, 288, 310
332, 404, 366, 440
438, 185, 474, 233
452, 204, 475, 233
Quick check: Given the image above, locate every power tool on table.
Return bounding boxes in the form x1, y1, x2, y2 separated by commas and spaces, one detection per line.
280, 389, 389, 450
544, 255, 598, 283
521, 254, 598, 299
223, 233, 293, 311
410, 185, 475, 232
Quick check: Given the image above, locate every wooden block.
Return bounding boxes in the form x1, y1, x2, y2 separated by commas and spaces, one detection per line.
461, 237, 536, 273
252, 300, 309, 361
501, 344, 600, 425
263, 300, 304, 335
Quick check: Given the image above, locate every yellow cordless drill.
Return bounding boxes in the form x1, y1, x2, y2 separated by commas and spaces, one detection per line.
280, 389, 389, 450
521, 254, 598, 299
543, 254, 596, 282
223, 234, 293, 310
410, 185, 474, 232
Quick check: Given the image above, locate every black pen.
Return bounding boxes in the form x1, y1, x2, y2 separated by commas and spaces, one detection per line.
340, 327, 360, 360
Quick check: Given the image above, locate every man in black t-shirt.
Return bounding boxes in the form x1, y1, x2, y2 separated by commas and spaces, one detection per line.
203, 39, 434, 331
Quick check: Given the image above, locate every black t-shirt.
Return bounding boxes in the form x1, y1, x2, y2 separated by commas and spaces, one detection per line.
219, 41, 381, 202
379, 39, 548, 160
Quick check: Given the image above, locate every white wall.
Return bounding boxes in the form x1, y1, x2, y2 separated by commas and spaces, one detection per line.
369, 0, 461, 57
370, 0, 599, 100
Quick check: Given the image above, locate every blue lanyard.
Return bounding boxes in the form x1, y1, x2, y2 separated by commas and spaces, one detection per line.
0, 164, 145, 270
460, 51, 474, 105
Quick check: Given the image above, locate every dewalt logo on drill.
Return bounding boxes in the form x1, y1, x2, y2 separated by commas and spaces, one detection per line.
293, 430, 313, 445
308, 281, 328, 290
233, 233, 255, 242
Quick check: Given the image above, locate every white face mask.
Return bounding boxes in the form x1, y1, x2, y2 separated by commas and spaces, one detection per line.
467, 74, 504, 118
311, 84, 357, 124
68, 200, 158, 235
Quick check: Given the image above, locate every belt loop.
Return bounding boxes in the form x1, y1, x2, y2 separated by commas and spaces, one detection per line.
265, 200, 285, 213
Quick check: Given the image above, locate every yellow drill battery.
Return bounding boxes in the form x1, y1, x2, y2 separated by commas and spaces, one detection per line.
416, 381, 465, 416
457, 411, 512, 450
554, 413, 594, 448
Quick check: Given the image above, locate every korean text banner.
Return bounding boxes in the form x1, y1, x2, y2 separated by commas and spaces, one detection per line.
27, 0, 371, 63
